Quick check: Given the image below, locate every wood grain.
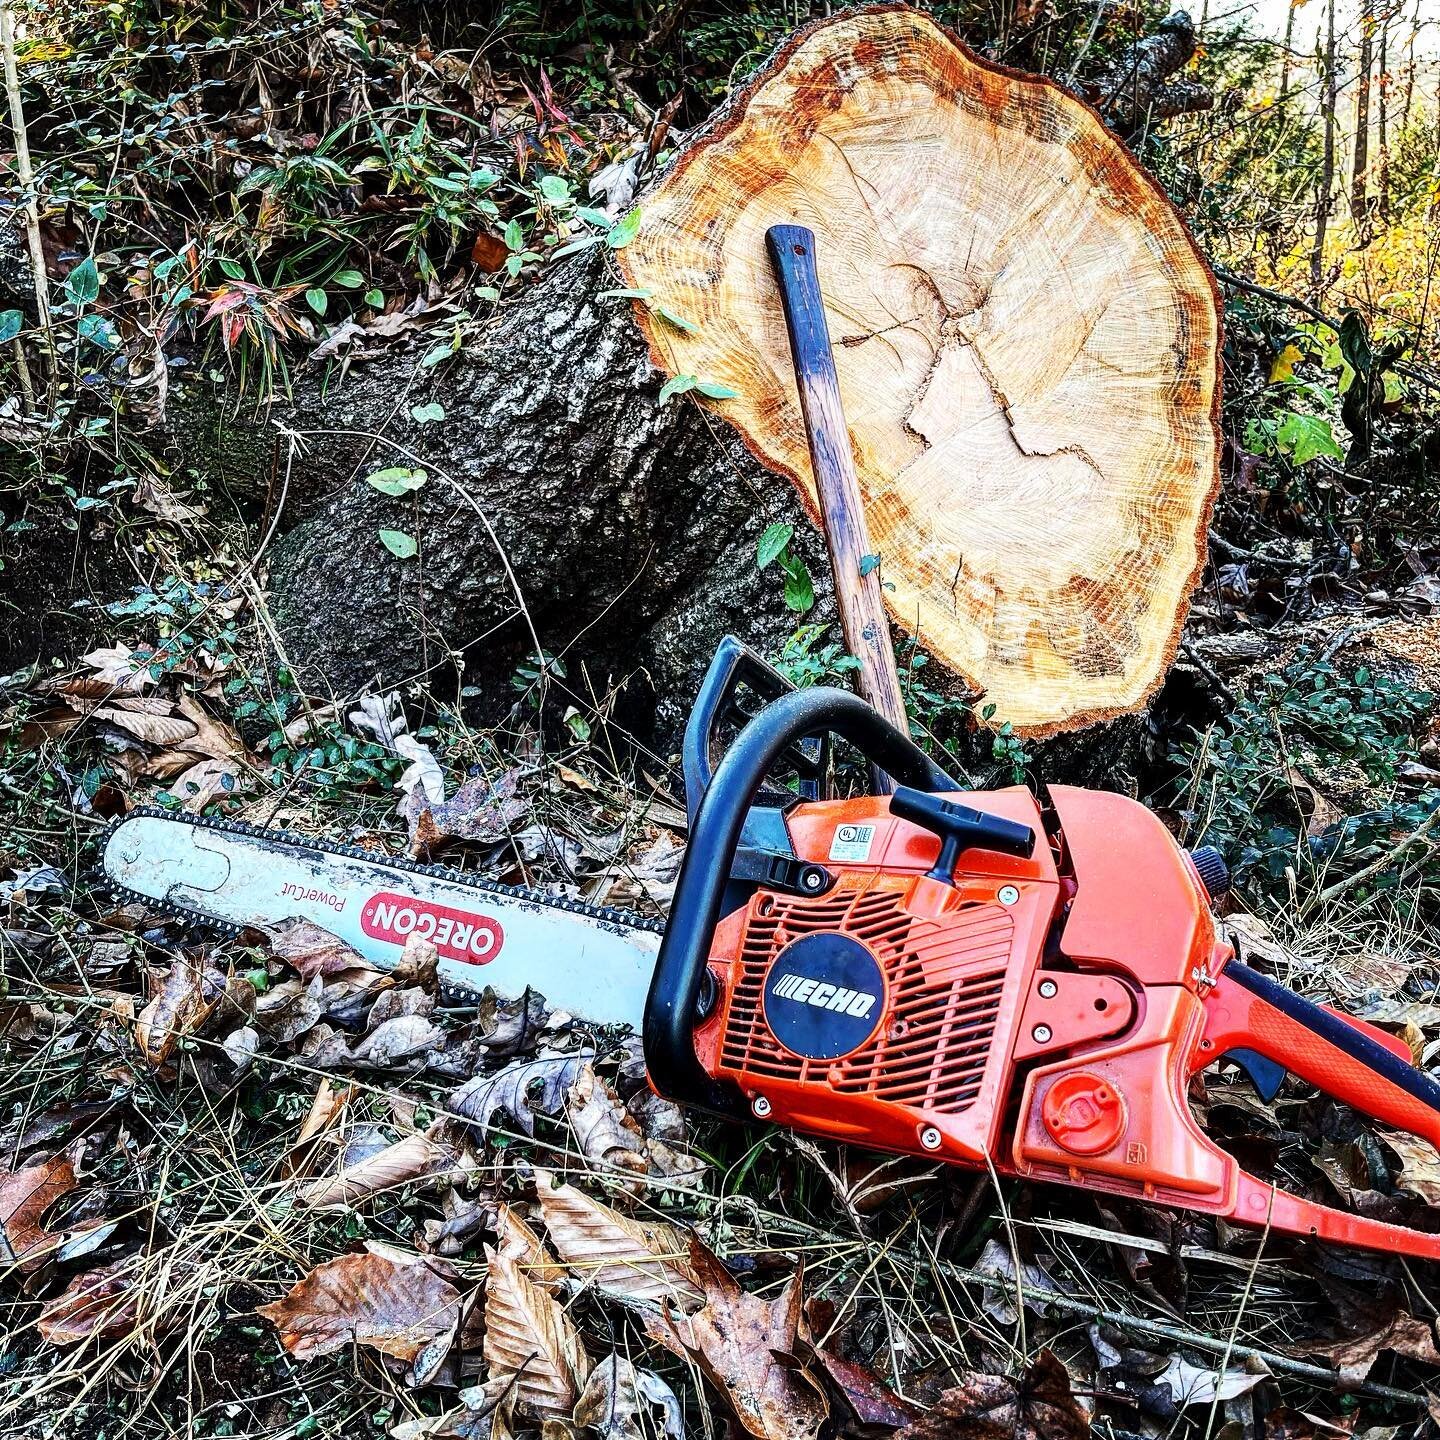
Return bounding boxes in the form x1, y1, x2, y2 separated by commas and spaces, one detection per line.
619, 4, 1221, 735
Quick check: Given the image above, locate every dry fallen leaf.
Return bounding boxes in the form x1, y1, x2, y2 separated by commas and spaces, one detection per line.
451, 1050, 591, 1137
1152, 1353, 1265, 1407
257, 1242, 464, 1363
483, 1247, 590, 1419
135, 954, 226, 1065
494, 1201, 568, 1290
644, 1240, 827, 1440
893, 1351, 1090, 1440
255, 976, 325, 1043
573, 1354, 684, 1440
478, 988, 550, 1058
94, 704, 198, 748
168, 756, 244, 811
566, 1065, 648, 1179
535, 1172, 702, 1311
349, 1014, 444, 1067
298, 1132, 456, 1209
37, 1257, 147, 1345
74, 645, 153, 693
471, 231, 509, 271
813, 1348, 922, 1429
268, 917, 374, 981
1380, 1130, 1440, 1204
1293, 1312, 1440, 1387
0, 1145, 80, 1269
402, 766, 529, 857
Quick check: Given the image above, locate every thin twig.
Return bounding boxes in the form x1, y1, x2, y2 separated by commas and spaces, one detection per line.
1212, 266, 1439, 393
1312, 802, 1440, 908
1, 2, 53, 361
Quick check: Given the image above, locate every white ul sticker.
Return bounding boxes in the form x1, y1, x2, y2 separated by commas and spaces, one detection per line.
828, 822, 876, 863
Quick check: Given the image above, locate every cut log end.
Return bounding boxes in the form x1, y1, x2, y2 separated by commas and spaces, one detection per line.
620, 4, 1221, 735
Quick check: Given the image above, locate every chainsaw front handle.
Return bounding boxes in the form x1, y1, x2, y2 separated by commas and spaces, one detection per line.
644, 684, 957, 1114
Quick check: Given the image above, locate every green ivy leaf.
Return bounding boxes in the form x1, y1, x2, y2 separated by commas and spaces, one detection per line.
658, 374, 697, 404
1276, 411, 1344, 466
606, 208, 641, 249
64, 257, 100, 306
378, 528, 418, 558
655, 306, 699, 334
332, 269, 365, 288
694, 380, 738, 400
504, 218, 525, 252
757, 522, 794, 571
410, 402, 445, 424
552, 234, 604, 259
538, 174, 572, 204
0, 310, 23, 344
782, 556, 815, 613
305, 288, 327, 316
363, 288, 384, 308
366, 467, 427, 496
859, 553, 881, 577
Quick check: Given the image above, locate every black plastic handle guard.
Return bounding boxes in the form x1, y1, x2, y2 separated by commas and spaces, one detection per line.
645, 685, 959, 1116
681, 635, 797, 823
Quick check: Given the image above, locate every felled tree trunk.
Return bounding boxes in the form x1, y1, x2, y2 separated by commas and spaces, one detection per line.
252, 5, 1220, 755
256, 244, 831, 741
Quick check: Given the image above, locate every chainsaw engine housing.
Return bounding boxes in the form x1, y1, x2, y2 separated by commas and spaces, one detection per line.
692, 787, 1214, 1167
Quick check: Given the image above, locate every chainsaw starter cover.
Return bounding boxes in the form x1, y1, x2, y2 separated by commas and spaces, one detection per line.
762, 933, 886, 1061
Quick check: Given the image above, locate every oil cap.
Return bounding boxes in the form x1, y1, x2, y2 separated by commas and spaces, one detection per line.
1042, 1073, 1127, 1155
1188, 846, 1230, 902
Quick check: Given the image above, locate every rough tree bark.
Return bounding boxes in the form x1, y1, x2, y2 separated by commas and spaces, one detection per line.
208, 5, 1220, 775
255, 244, 832, 741
1093, 10, 1215, 133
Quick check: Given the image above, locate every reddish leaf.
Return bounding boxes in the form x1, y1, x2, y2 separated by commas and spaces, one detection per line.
644, 1238, 827, 1440
38, 1259, 145, 1345
0, 1146, 80, 1269
893, 1351, 1090, 1440
257, 1242, 464, 1363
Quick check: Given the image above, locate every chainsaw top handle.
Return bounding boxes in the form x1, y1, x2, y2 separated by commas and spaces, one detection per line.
646, 682, 958, 1116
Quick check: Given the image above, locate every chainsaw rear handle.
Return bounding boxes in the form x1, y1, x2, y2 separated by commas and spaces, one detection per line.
645, 685, 958, 1115
1204, 961, 1440, 1150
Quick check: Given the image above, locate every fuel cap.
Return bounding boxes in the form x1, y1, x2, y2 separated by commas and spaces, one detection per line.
1042, 1073, 1127, 1155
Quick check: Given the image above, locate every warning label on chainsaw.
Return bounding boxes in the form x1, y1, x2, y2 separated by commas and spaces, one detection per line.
828, 823, 877, 863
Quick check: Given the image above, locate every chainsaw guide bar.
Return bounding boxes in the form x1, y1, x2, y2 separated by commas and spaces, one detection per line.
102, 809, 662, 1023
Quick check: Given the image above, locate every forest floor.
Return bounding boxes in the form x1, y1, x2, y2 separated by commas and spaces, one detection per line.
4, 580, 1440, 1440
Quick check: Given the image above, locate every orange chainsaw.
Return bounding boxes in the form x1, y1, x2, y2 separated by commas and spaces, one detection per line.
104, 632, 1440, 1262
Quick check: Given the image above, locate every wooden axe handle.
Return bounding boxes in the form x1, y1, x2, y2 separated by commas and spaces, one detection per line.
766, 225, 909, 763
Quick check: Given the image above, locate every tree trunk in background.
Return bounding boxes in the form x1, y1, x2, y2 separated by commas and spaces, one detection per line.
1377, 13, 1389, 220
1311, 0, 1338, 294
1400, 0, 1418, 127
1278, 0, 1295, 103
1351, 4, 1373, 225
